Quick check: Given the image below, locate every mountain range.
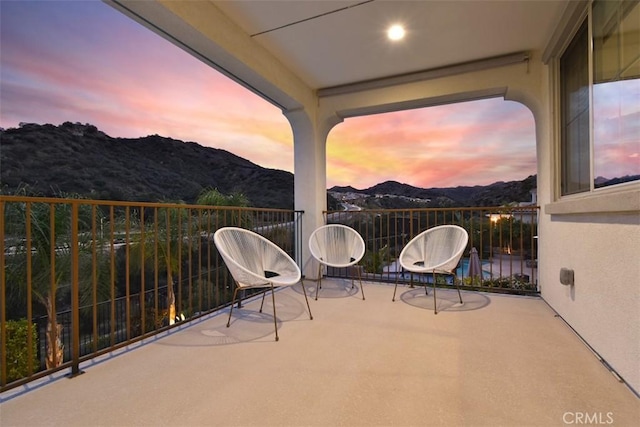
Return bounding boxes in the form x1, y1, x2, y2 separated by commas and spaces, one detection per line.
1, 122, 537, 209
1, 122, 293, 209
329, 175, 537, 209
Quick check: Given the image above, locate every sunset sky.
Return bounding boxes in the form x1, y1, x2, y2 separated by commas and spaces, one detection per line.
0, 0, 539, 189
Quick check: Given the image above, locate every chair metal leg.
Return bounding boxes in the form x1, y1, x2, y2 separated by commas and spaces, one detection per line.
315, 263, 322, 300
227, 287, 240, 327
456, 278, 463, 304
357, 265, 365, 300
433, 271, 438, 315
297, 280, 313, 320
392, 271, 399, 301
259, 289, 267, 313
269, 284, 279, 341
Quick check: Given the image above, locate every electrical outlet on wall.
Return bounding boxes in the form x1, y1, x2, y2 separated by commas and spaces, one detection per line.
560, 268, 574, 286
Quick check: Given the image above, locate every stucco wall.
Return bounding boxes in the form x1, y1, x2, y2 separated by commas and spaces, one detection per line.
539, 208, 640, 394
535, 31, 640, 394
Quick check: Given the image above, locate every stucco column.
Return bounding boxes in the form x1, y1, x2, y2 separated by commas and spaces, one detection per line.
284, 108, 343, 278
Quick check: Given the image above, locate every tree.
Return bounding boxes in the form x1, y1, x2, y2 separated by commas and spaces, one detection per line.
361, 245, 390, 274
3, 191, 110, 368
124, 189, 253, 330
196, 188, 249, 208
196, 187, 251, 227
126, 204, 192, 327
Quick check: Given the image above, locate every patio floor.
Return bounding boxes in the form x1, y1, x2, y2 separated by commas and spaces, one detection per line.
1, 279, 638, 426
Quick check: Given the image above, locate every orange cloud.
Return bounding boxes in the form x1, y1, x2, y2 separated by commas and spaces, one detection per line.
327, 98, 536, 188
1, 1, 537, 191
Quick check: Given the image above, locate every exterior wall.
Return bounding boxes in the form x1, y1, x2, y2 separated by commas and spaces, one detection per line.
539, 209, 640, 393
537, 0, 640, 394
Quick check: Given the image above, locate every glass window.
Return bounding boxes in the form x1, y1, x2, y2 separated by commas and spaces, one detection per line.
561, 21, 590, 195
559, 0, 639, 196
593, 0, 640, 189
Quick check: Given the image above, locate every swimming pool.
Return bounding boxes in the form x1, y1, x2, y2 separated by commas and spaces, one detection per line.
456, 258, 491, 279
384, 258, 491, 283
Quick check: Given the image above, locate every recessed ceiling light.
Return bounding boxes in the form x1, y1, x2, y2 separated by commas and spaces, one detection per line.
387, 24, 405, 41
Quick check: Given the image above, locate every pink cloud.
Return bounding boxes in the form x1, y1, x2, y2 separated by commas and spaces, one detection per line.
327, 98, 536, 188
2, 1, 538, 191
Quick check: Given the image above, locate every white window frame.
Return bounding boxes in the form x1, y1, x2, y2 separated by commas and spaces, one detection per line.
546, 0, 640, 215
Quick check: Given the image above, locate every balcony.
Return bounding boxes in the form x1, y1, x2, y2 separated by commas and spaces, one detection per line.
1, 281, 638, 426
1, 196, 638, 425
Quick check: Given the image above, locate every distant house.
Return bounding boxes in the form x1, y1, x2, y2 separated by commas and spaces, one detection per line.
488, 189, 538, 224
18, 122, 39, 129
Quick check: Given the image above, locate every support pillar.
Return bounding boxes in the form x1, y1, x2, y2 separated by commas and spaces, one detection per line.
284, 108, 342, 279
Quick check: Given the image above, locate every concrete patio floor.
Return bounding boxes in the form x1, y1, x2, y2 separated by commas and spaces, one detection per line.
1, 279, 638, 426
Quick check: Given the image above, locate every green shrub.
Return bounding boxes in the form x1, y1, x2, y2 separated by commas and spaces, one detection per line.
462, 276, 537, 292
5, 319, 39, 382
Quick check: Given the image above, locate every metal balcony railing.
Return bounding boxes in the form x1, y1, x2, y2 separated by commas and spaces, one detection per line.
0, 195, 302, 392
1, 196, 538, 393
323, 206, 539, 293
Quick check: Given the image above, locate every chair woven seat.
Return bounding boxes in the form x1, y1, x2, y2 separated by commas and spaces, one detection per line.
308, 224, 366, 300
214, 227, 312, 341
393, 225, 469, 314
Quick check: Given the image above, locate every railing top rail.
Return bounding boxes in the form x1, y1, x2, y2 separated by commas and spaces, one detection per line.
324, 206, 540, 214
0, 195, 301, 213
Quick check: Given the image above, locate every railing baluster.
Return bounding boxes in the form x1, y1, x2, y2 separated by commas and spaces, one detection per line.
109, 206, 116, 347
91, 206, 98, 354
140, 207, 146, 337
0, 200, 6, 387
69, 202, 82, 377
125, 206, 131, 340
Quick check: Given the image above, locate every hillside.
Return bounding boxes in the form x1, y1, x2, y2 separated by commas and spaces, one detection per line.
1, 122, 536, 209
330, 175, 537, 208
0, 122, 294, 209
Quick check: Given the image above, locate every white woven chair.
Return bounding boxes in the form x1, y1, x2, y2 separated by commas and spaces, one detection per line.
214, 227, 312, 341
308, 224, 366, 300
392, 225, 469, 314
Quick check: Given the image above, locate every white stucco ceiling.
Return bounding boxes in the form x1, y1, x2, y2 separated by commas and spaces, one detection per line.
213, 0, 570, 90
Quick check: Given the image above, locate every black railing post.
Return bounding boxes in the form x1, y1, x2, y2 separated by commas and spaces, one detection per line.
295, 210, 304, 272
0, 200, 6, 387
69, 202, 83, 378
